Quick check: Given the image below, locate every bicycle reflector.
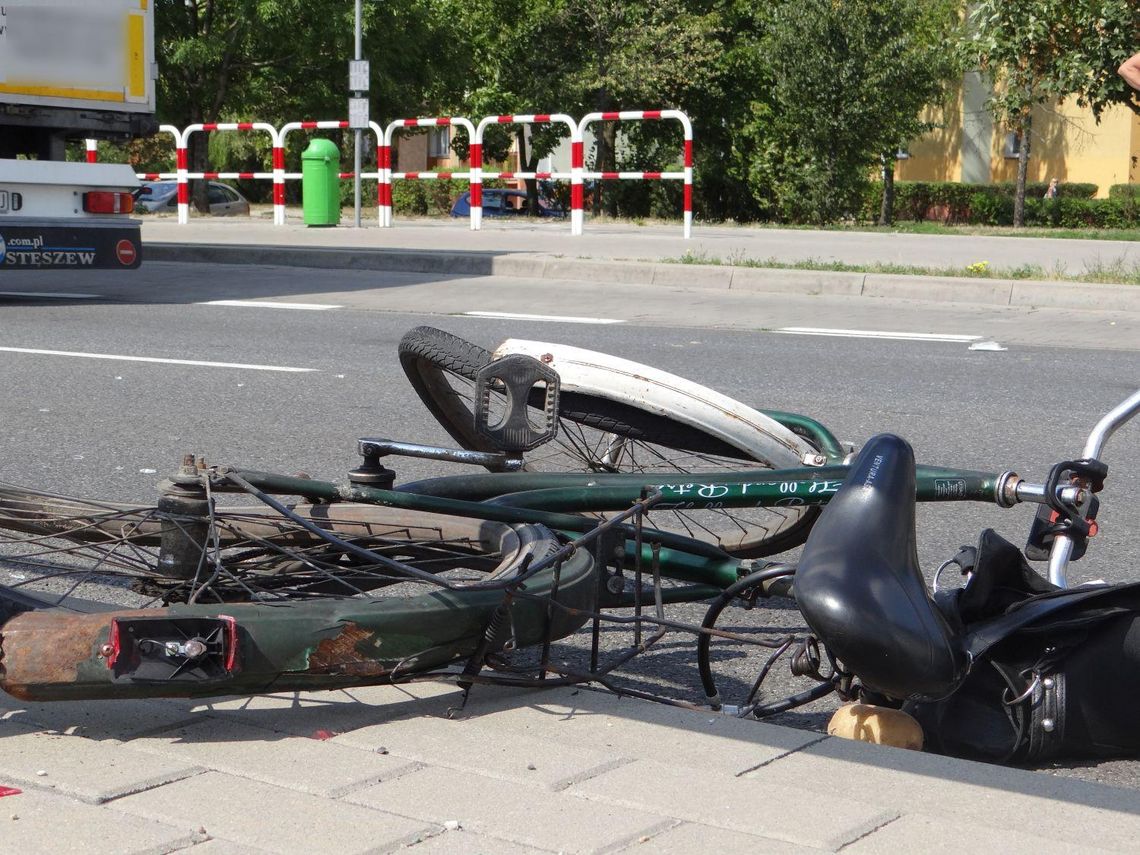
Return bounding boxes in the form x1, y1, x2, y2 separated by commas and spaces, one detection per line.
83, 191, 135, 214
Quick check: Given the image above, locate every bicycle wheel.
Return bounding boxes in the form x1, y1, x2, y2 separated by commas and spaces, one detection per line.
399, 327, 821, 557
0, 481, 596, 700
0, 481, 571, 604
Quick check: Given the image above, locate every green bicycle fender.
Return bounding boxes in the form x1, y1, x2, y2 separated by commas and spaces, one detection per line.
0, 547, 596, 702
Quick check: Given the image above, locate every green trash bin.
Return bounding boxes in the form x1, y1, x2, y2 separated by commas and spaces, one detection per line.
301, 138, 341, 226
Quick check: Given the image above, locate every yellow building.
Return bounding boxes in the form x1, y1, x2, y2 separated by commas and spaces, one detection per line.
898, 72, 1140, 195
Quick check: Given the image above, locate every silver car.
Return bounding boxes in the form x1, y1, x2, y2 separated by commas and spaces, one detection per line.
133, 180, 250, 216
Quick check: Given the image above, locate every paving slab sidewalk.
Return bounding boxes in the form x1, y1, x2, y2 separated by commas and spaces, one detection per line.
0, 682, 1136, 854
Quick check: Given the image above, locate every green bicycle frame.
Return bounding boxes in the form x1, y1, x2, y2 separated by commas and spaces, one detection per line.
220, 464, 1003, 594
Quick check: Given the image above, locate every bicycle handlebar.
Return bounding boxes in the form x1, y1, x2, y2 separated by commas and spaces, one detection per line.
1046, 388, 1140, 586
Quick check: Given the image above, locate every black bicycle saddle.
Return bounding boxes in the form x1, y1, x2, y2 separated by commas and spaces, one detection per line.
795, 434, 967, 700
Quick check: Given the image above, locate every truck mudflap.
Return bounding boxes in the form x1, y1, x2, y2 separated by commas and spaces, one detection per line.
0, 220, 141, 270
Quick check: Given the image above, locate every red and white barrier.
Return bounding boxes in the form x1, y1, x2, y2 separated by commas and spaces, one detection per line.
472, 114, 579, 233
578, 110, 693, 239
85, 139, 98, 163
155, 123, 275, 224
378, 117, 476, 228
119, 110, 693, 235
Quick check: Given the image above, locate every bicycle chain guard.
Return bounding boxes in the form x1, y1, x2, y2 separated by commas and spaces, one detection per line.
474, 354, 560, 452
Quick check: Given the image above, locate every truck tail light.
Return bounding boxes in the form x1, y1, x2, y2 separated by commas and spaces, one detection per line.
83, 191, 135, 214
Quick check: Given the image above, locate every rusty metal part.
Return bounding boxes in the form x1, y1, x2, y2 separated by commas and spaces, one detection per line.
306, 623, 389, 677
995, 471, 1022, 508
1, 609, 151, 700
0, 513, 598, 701
156, 470, 210, 580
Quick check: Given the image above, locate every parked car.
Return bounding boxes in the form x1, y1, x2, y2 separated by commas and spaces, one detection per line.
133, 180, 251, 216
450, 188, 566, 219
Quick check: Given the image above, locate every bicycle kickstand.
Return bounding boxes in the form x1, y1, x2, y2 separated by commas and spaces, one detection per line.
450, 588, 518, 717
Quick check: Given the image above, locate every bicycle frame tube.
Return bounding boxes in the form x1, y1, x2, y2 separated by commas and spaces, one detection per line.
218, 465, 1001, 594
758, 410, 846, 460
398, 465, 1000, 504
221, 469, 739, 562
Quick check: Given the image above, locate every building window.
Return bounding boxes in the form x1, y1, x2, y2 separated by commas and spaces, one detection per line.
1002, 131, 1025, 159
428, 127, 451, 158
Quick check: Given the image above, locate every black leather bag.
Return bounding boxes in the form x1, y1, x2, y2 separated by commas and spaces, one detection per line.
909, 530, 1140, 764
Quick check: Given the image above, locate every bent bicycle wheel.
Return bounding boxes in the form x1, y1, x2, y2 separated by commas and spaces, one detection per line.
0, 482, 595, 701
399, 326, 821, 557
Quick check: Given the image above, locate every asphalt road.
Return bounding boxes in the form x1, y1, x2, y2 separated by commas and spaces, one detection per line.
1, 261, 1139, 787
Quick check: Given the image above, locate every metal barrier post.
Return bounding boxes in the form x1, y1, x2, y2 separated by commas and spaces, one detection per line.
177, 123, 277, 225
577, 110, 693, 239
473, 114, 578, 233
379, 117, 475, 228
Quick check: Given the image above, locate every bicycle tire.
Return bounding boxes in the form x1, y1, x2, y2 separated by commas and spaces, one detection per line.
0, 482, 597, 700
399, 326, 500, 452
401, 326, 759, 458
398, 327, 821, 557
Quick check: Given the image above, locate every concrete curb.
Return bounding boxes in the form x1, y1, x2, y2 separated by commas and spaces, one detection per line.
147, 241, 1140, 312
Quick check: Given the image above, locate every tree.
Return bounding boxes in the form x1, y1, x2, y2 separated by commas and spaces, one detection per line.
155, 0, 341, 209
435, 0, 573, 212
435, 0, 723, 217
578, 0, 719, 215
966, 0, 1140, 226
873, 0, 963, 225
750, 0, 962, 225
154, 0, 465, 209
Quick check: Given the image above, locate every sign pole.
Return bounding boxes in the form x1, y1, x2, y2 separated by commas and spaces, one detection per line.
353, 0, 362, 228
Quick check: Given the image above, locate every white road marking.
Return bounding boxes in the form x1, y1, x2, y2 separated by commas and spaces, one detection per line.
0, 291, 98, 299
0, 346, 316, 372
199, 300, 343, 310
464, 311, 625, 325
774, 327, 982, 343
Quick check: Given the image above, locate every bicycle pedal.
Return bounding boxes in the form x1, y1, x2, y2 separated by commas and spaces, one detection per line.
474, 354, 560, 452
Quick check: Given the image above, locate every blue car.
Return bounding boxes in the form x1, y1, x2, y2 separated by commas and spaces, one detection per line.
450, 188, 566, 218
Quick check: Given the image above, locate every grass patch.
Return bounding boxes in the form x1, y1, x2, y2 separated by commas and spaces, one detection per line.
673, 250, 1140, 285
748, 221, 1140, 242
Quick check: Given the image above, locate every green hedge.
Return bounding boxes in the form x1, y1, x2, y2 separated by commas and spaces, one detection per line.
1027, 197, 1139, 228
1108, 183, 1140, 200
863, 180, 1130, 226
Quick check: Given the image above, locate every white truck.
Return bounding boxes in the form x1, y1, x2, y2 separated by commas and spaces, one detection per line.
0, 0, 156, 269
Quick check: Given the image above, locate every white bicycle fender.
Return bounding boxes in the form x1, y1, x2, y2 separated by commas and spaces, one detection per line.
492, 339, 812, 467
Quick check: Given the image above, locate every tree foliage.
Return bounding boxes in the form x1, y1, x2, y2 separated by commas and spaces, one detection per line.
746, 0, 961, 224
965, 0, 1140, 225
154, 0, 467, 206
145, 0, 1131, 224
